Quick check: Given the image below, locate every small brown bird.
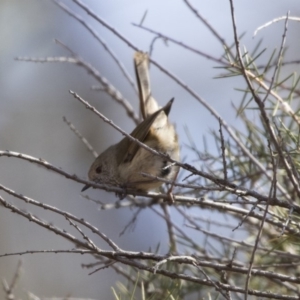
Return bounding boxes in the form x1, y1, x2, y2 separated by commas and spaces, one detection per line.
82, 52, 180, 192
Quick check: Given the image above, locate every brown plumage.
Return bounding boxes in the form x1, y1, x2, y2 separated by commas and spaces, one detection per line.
82, 52, 180, 192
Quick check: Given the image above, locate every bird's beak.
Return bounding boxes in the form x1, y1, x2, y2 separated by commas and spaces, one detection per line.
81, 184, 91, 192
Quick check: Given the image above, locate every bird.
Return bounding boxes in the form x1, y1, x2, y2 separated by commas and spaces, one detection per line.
81, 51, 179, 193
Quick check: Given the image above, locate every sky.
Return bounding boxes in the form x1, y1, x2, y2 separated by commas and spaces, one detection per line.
0, 0, 300, 299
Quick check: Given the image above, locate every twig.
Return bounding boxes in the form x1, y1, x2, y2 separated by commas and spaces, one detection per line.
2, 260, 22, 300
69, 0, 292, 202
161, 204, 177, 253
232, 203, 259, 232
53, 0, 138, 96
0, 196, 95, 251
253, 15, 300, 37
69, 90, 174, 162
0, 182, 121, 251
66, 216, 98, 251
1, 194, 300, 298
63, 116, 98, 158
1, 150, 300, 221
3, 150, 300, 233
262, 12, 289, 103
196, 265, 231, 300
182, 0, 230, 56
244, 140, 277, 299
0, 249, 92, 258
16, 55, 140, 124
132, 23, 224, 65
153, 255, 197, 273
219, 118, 228, 180
229, 0, 300, 202
119, 207, 143, 236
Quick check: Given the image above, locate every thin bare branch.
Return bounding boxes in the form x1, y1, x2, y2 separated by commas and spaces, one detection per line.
63, 116, 98, 158
53, 0, 138, 96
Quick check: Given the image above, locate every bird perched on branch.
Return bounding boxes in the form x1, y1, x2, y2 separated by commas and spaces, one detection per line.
82, 51, 180, 193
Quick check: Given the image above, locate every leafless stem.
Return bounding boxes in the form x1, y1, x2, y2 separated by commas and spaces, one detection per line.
63, 116, 98, 158
53, 0, 138, 96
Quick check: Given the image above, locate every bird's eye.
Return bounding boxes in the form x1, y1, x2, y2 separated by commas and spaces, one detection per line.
95, 166, 102, 174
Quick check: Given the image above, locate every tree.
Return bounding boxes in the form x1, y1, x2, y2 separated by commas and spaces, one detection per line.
1, 1, 300, 299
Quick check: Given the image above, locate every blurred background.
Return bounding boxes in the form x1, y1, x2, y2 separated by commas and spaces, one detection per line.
0, 0, 299, 299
